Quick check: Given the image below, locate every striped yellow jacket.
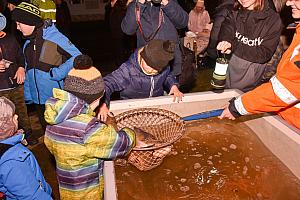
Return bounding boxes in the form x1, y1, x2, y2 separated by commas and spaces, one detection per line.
44, 89, 135, 199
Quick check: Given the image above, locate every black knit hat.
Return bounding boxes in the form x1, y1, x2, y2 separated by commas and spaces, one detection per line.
64, 55, 105, 104
7, 0, 23, 6
12, 2, 43, 26
140, 39, 175, 72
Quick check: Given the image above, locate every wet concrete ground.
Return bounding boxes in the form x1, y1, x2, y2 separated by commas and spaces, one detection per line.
28, 20, 214, 199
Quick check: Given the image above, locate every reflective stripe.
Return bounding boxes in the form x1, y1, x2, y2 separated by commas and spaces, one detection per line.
290, 44, 300, 60
39, 8, 56, 12
270, 76, 298, 105
295, 102, 300, 109
234, 96, 249, 115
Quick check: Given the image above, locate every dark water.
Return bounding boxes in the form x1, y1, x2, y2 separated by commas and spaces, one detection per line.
115, 118, 300, 200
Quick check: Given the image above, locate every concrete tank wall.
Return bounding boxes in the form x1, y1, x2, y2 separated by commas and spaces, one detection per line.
103, 89, 300, 200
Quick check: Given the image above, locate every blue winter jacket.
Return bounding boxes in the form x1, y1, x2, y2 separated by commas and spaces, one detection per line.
103, 49, 179, 105
0, 134, 52, 200
121, 0, 188, 75
23, 24, 81, 105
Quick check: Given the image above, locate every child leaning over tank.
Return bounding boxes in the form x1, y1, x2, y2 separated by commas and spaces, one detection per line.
98, 39, 184, 122
0, 97, 52, 199
44, 55, 164, 200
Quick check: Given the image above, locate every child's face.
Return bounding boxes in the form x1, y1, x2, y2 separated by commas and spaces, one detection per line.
16, 22, 35, 36
141, 59, 159, 75
195, 2, 204, 12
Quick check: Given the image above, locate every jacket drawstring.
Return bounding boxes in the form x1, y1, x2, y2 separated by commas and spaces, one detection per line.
149, 76, 154, 97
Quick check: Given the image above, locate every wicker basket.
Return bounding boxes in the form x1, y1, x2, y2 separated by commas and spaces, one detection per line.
115, 108, 185, 171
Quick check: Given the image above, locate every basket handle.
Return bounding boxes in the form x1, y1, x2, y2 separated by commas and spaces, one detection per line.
181, 109, 224, 121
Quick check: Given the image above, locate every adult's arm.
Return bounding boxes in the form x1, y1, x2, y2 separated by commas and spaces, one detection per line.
161, 0, 188, 29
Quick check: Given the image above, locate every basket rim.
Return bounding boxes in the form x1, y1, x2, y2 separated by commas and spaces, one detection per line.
115, 108, 186, 151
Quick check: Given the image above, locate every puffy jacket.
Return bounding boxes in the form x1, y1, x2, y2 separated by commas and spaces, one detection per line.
23, 23, 81, 105
0, 134, 52, 200
44, 88, 135, 200
103, 49, 179, 105
0, 33, 25, 91
121, 0, 188, 75
229, 24, 300, 130
219, 0, 281, 64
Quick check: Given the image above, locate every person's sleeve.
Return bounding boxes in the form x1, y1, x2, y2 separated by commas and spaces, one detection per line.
218, 11, 236, 45
204, 11, 210, 25
103, 64, 130, 106
228, 81, 292, 117
49, 37, 81, 81
163, 70, 179, 91
188, 11, 193, 31
24, 74, 33, 104
13, 38, 25, 68
1, 161, 53, 200
121, 1, 141, 35
85, 125, 136, 159
161, 0, 188, 29
234, 15, 282, 63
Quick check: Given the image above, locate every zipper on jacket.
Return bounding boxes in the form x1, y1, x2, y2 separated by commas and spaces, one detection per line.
8, 77, 14, 85
149, 76, 154, 97
33, 42, 41, 104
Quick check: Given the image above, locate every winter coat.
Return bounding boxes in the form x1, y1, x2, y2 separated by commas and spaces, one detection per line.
229, 24, 300, 130
121, 0, 188, 75
218, 0, 281, 91
0, 33, 25, 91
103, 49, 179, 105
0, 134, 52, 200
188, 9, 210, 33
206, 0, 234, 59
23, 23, 81, 105
219, 0, 281, 64
55, 1, 72, 37
44, 88, 135, 200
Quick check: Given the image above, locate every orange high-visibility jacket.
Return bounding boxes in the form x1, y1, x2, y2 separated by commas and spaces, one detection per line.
233, 24, 300, 130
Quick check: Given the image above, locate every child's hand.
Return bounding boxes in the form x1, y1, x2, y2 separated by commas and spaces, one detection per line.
97, 103, 109, 122
14, 67, 25, 84
169, 85, 184, 103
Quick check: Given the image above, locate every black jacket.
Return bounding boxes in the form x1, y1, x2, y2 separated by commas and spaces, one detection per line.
0, 33, 25, 91
219, 0, 282, 64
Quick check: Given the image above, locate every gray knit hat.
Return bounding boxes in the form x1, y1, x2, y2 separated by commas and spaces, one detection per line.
64, 55, 105, 104
140, 39, 175, 72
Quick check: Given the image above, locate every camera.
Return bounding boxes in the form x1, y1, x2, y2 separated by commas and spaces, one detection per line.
151, 0, 162, 4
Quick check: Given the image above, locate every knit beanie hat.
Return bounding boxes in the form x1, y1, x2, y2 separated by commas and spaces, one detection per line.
0, 13, 6, 32
64, 55, 105, 104
7, 0, 23, 6
140, 39, 175, 72
11, 2, 43, 26
0, 97, 17, 141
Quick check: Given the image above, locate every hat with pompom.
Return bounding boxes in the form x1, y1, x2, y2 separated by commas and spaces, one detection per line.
64, 55, 105, 104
